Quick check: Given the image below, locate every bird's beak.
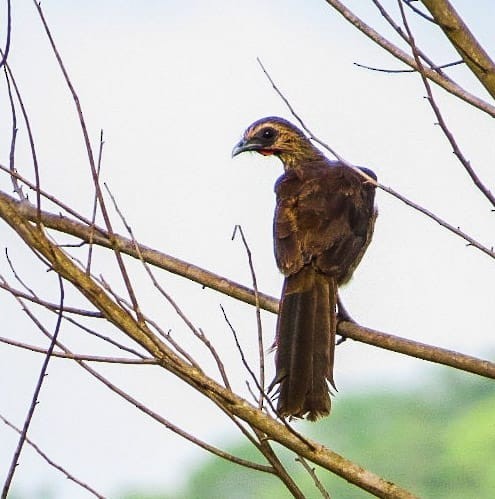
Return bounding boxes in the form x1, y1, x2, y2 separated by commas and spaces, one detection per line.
231, 138, 263, 158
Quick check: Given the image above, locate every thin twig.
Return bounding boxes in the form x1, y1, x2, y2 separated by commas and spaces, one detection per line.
296, 456, 332, 499
0, 336, 155, 363
221, 304, 261, 400
34, 2, 144, 323
256, 57, 495, 260
104, 183, 231, 380
60, 314, 147, 358
0, 413, 105, 499
87, 130, 104, 274
397, 1, 495, 208
0, 0, 12, 69
2, 277, 65, 498
371, 0, 441, 73
3, 276, 272, 475
232, 224, 265, 408
0, 52, 42, 219
353, 59, 462, 73
5, 248, 40, 297
0, 277, 101, 317
322, 0, 495, 117
4, 68, 25, 199
402, 0, 436, 23
1, 190, 493, 380
0, 194, 418, 497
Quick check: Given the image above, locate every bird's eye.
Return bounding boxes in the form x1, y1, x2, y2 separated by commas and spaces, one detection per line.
261, 127, 276, 140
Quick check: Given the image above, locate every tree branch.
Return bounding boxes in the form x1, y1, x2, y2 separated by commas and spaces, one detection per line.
0, 184, 415, 498
322, 0, 495, 117
393, 3, 495, 208
1, 413, 105, 499
2, 277, 64, 498
420, 0, 495, 99
255, 58, 495, 260
1, 191, 493, 381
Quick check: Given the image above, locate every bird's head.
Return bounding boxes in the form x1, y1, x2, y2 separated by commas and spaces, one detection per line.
232, 117, 320, 168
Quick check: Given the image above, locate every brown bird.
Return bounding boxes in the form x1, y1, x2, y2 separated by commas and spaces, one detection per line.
232, 117, 377, 420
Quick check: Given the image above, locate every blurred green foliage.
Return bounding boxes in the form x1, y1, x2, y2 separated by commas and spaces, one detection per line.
170, 372, 494, 499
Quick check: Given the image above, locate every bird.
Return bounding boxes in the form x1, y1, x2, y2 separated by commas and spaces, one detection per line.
232, 116, 377, 421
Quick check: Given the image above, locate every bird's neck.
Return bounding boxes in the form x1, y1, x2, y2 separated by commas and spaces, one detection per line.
278, 143, 327, 174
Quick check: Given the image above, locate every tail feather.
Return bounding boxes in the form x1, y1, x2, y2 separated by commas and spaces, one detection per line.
274, 267, 336, 420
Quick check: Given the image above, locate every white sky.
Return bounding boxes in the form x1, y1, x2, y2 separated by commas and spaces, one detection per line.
0, 1, 494, 497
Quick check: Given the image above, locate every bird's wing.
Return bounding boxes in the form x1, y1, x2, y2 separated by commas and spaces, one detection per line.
274, 164, 376, 281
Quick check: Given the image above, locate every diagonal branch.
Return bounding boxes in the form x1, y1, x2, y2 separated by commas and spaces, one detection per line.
393, 3, 495, 209
0, 0, 12, 70
2, 277, 64, 498
0, 176, 415, 498
1, 413, 104, 499
33, 1, 145, 324
256, 59, 495, 261
322, 0, 495, 117
420, 0, 495, 99
0, 191, 493, 381
371, 0, 442, 72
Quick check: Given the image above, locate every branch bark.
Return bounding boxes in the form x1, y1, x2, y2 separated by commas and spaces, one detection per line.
420, 0, 495, 99
323, 0, 495, 117
0, 185, 415, 498
1, 192, 493, 381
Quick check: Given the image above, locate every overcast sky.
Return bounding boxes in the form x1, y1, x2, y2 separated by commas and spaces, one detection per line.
1, 1, 494, 497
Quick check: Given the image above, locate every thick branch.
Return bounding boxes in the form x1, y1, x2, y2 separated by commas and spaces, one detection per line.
339, 322, 495, 379
420, 0, 495, 99
1, 192, 494, 381
0, 183, 414, 498
323, 0, 495, 117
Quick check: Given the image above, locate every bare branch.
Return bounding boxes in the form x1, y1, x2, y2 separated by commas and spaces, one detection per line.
86, 130, 105, 274
0, 192, 415, 497
296, 456, 332, 499
353, 59, 463, 74
0, 0, 12, 70
2, 275, 272, 476
402, 0, 436, 24
0, 191, 493, 380
0, 336, 155, 363
0, 57, 42, 217
420, 0, 495, 99
256, 59, 495, 260
232, 225, 265, 407
33, 1, 145, 324
0, 413, 105, 499
322, 0, 495, 117
339, 321, 495, 379
4, 69, 26, 200
2, 277, 64, 497
371, 0, 442, 72
394, 3, 495, 208
105, 183, 231, 384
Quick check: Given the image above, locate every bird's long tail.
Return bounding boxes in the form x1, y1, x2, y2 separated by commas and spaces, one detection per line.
273, 266, 337, 421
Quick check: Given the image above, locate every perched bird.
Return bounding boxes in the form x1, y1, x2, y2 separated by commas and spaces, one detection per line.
232, 117, 377, 421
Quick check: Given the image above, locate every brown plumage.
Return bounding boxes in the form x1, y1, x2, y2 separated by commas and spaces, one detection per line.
232, 117, 377, 420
